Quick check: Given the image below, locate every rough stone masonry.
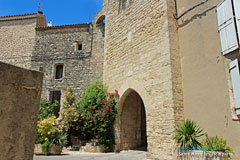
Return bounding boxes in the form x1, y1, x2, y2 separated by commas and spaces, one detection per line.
0, 62, 43, 160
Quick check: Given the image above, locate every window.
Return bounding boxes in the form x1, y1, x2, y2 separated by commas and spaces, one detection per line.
216, 0, 240, 55
55, 64, 63, 79
96, 15, 106, 36
229, 59, 240, 116
76, 42, 82, 51
39, 67, 43, 72
122, 0, 127, 10
119, 0, 127, 12
49, 91, 61, 118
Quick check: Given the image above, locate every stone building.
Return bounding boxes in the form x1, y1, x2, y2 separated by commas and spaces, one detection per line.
0, 13, 47, 68
0, 12, 104, 117
100, 0, 240, 159
1, 0, 240, 159
31, 20, 104, 116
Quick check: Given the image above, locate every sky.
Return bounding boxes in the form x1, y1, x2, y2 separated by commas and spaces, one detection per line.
0, 0, 103, 26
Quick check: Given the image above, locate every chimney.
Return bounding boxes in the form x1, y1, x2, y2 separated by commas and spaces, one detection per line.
47, 21, 52, 27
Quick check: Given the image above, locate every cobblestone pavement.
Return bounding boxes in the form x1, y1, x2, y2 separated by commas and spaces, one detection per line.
34, 150, 146, 160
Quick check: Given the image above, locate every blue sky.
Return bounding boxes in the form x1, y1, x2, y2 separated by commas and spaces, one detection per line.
0, 0, 103, 25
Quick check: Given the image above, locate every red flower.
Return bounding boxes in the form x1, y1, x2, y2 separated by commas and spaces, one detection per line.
110, 107, 113, 111
115, 90, 119, 95
105, 111, 108, 114
101, 117, 104, 121
106, 107, 109, 111
101, 107, 104, 111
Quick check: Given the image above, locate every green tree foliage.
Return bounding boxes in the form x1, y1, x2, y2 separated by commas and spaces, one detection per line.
38, 99, 59, 120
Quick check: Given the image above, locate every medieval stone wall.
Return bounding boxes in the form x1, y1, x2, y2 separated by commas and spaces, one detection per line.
0, 19, 37, 69
31, 24, 104, 101
0, 13, 46, 69
103, 0, 183, 159
0, 62, 43, 160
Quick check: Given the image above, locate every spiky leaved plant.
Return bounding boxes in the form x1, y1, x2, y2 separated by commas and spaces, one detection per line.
174, 120, 205, 148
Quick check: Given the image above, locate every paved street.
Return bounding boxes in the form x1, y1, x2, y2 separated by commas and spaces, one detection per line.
34, 150, 146, 160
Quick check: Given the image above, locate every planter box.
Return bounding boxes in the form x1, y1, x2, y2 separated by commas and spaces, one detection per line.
80, 143, 111, 153
34, 144, 63, 155
175, 150, 232, 160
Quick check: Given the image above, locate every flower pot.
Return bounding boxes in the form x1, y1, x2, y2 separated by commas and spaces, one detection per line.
34, 144, 63, 155
48, 145, 63, 155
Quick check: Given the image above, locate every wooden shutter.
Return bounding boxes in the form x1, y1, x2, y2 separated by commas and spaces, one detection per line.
229, 59, 240, 115
217, 0, 239, 55
49, 91, 53, 104
233, 0, 240, 43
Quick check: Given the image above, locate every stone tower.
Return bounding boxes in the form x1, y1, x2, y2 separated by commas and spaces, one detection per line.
101, 0, 184, 159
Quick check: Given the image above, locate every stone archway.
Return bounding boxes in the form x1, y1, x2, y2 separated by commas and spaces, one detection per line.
116, 89, 147, 151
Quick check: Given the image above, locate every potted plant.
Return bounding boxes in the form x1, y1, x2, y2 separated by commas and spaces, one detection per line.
59, 86, 84, 148
35, 116, 67, 155
202, 135, 233, 157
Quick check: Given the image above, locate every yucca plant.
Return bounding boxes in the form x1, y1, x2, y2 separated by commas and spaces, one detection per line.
174, 120, 205, 148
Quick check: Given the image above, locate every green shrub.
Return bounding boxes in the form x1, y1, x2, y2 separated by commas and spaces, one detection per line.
36, 116, 67, 150
79, 81, 108, 109
79, 81, 119, 150
203, 135, 233, 155
174, 120, 205, 148
39, 99, 59, 120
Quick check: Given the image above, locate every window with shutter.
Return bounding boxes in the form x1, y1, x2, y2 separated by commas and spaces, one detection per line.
229, 59, 240, 115
217, 0, 239, 55
233, 0, 240, 43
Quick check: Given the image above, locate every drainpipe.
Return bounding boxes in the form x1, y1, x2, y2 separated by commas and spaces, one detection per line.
89, 23, 94, 57
174, 0, 178, 18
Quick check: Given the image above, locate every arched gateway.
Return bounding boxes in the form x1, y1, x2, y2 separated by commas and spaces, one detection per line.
115, 89, 147, 151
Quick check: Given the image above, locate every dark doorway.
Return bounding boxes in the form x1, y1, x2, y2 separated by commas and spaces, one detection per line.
119, 90, 147, 151
49, 91, 61, 118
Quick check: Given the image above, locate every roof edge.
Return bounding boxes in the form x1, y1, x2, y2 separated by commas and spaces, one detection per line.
0, 13, 42, 22
36, 23, 90, 31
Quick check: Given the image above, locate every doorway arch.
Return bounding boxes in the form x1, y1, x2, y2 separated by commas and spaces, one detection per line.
117, 88, 147, 151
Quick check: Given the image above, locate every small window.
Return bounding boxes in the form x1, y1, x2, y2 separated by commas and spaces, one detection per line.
55, 64, 63, 79
122, 0, 127, 10
76, 42, 82, 51
39, 67, 43, 72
